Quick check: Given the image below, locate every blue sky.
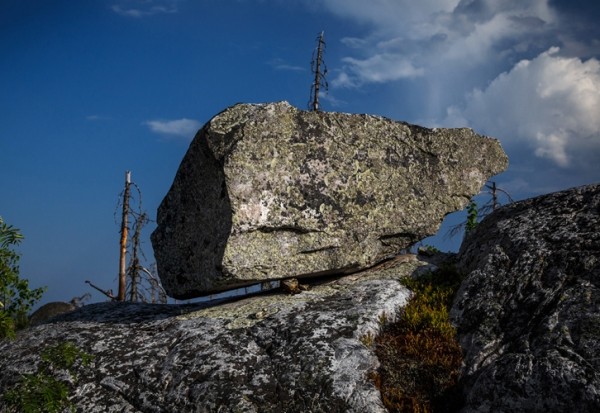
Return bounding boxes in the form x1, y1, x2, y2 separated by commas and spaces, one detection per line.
1, 0, 599, 307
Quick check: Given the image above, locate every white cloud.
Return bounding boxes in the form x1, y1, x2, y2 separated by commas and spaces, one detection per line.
453, 48, 600, 167
334, 54, 424, 88
319, 0, 458, 28
267, 58, 306, 72
145, 118, 201, 139
86, 115, 111, 121
319, 0, 560, 97
319, 91, 346, 107
111, 0, 179, 18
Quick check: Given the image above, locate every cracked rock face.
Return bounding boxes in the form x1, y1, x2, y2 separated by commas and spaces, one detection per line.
452, 183, 600, 412
151, 101, 507, 298
0, 256, 429, 413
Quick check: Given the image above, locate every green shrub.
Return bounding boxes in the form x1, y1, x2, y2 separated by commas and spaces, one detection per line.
418, 244, 441, 254
0, 216, 46, 339
0, 311, 16, 340
465, 200, 478, 233
3, 342, 93, 413
3, 372, 70, 413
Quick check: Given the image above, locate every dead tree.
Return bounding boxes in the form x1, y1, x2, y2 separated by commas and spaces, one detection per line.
117, 171, 131, 301
485, 181, 513, 211
85, 280, 116, 301
70, 293, 91, 308
446, 181, 514, 239
119, 174, 167, 303
128, 211, 145, 302
130, 264, 167, 304
309, 31, 328, 112
88, 171, 167, 303
126, 212, 167, 303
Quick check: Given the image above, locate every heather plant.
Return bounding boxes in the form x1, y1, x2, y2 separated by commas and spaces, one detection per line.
372, 264, 465, 412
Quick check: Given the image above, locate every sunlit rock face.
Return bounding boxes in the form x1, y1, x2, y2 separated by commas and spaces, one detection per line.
0, 256, 428, 413
151, 101, 507, 298
452, 183, 600, 412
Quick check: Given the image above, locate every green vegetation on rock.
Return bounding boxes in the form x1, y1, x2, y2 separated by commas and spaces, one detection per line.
2, 341, 93, 413
372, 263, 465, 412
0, 216, 45, 339
465, 200, 479, 234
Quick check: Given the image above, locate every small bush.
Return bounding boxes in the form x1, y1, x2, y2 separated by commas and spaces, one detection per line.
0, 312, 15, 340
3, 372, 70, 413
372, 264, 464, 412
41, 341, 93, 371
2, 342, 93, 413
1, 216, 46, 339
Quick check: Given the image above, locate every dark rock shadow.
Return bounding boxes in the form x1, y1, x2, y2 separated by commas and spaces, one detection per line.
35, 290, 266, 326
151, 127, 233, 299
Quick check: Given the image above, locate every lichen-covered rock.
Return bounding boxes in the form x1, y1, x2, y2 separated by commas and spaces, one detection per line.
0, 255, 430, 413
151, 101, 507, 298
452, 183, 600, 412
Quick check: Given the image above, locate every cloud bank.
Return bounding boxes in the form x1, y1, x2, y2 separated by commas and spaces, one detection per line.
310, 0, 600, 171
323, 0, 557, 90
450, 48, 600, 167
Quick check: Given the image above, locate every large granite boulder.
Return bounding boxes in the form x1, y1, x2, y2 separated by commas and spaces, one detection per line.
151, 101, 507, 298
452, 183, 600, 412
0, 255, 430, 413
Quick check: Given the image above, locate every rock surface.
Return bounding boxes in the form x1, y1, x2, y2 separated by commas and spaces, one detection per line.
0, 255, 432, 413
152, 101, 507, 298
452, 183, 600, 412
29, 301, 76, 326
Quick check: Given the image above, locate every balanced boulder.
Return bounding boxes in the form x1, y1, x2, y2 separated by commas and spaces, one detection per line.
152, 102, 507, 298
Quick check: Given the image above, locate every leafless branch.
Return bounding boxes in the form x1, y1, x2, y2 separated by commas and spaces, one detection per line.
85, 280, 116, 301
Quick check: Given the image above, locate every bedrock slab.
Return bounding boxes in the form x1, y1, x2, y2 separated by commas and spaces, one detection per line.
0, 256, 430, 413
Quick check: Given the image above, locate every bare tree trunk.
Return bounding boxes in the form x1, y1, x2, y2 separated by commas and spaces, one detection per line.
312, 31, 324, 111
128, 212, 145, 302
118, 171, 131, 301
491, 181, 498, 210
128, 251, 138, 302
310, 31, 327, 112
